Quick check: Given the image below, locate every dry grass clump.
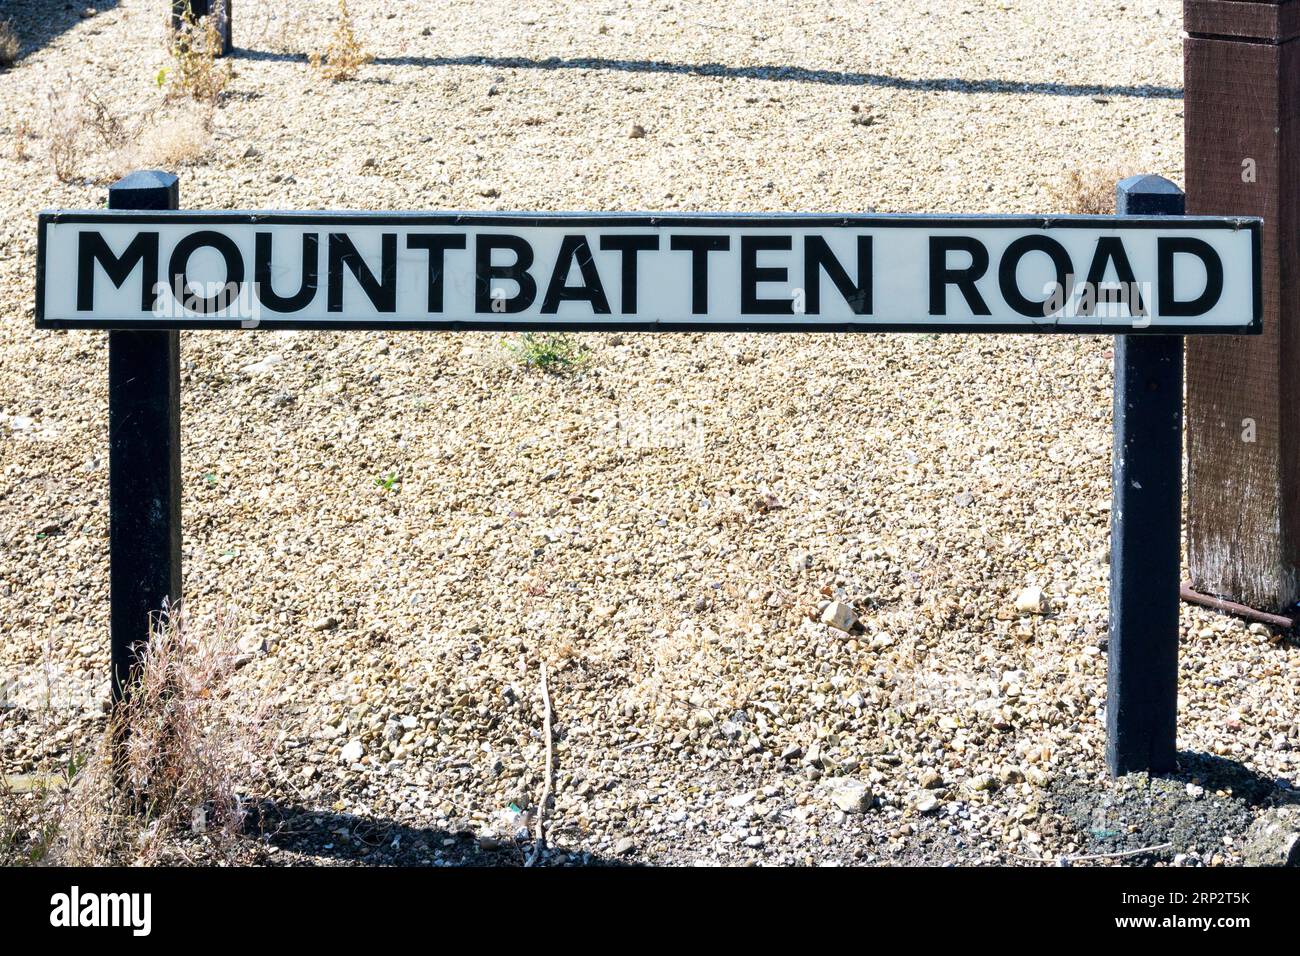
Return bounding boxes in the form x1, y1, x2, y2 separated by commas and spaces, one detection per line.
310, 0, 373, 81
1, 774, 66, 865
0, 608, 272, 866
84, 92, 125, 148
116, 105, 214, 176
28, 6, 229, 183
0, 18, 20, 68
166, 5, 232, 102
34, 76, 214, 183
11, 119, 31, 161
45, 85, 88, 182
1046, 165, 1141, 215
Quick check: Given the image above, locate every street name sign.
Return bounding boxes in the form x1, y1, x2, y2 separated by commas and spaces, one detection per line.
36, 211, 1261, 333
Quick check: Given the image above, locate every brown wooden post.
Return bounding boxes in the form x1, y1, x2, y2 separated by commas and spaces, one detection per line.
1184, 0, 1300, 612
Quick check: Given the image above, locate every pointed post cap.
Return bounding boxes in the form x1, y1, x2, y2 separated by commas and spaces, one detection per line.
1116, 174, 1184, 216
108, 171, 180, 211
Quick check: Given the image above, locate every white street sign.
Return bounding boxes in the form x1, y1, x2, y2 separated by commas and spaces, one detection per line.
36, 212, 1260, 333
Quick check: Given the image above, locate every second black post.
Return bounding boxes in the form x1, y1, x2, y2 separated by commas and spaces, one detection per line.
1106, 174, 1185, 777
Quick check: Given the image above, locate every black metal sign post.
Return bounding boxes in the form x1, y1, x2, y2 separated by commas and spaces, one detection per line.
1107, 175, 1186, 777
39, 172, 1260, 778
106, 171, 183, 706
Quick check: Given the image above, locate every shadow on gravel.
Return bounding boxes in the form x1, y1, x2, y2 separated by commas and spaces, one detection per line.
1166, 751, 1300, 807
0, 0, 121, 63
232, 48, 1182, 100
247, 802, 635, 867
1046, 751, 1299, 865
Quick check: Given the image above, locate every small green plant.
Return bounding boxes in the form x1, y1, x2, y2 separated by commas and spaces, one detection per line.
507, 333, 588, 373
166, 4, 232, 102
374, 472, 401, 491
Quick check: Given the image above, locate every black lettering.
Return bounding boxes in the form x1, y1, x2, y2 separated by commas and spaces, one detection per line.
406, 233, 467, 313
741, 235, 793, 315
929, 237, 991, 315
804, 235, 872, 315
670, 235, 730, 314
255, 232, 318, 313
168, 230, 246, 315
328, 233, 397, 313
599, 234, 659, 313
77, 231, 159, 312
1158, 237, 1224, 317
997, 235, 1073, 318
541, 235, 612, 314
475, 234, 537, 313
1081, 237, 1145, 317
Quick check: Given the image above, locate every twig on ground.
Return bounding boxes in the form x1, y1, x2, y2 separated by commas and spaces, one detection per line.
619, 739, 658, 753
1061, 842, 1172, 863
1018, 842, 1172, 865
525, 662, 553, 868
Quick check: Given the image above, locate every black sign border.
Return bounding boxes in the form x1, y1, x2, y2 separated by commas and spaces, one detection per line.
35, 211, 1263, 334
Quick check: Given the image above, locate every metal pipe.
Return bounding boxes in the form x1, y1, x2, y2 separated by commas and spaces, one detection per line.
1179, 581, 1296, 630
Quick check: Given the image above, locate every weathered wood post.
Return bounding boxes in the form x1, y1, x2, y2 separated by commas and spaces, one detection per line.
1107, 176, 1185, 778
108, 171, 182, 707
171, 0, 232, 57
1183, 1, 1300, 612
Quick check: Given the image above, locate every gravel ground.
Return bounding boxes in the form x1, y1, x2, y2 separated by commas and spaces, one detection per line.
1, 0, 1298, 866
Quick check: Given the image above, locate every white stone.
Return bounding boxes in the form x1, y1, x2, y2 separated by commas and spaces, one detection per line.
1014, 586, 1048, 614
825, 777, 873, 814
821, 601, 858, 633
340, 739, 364, 763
